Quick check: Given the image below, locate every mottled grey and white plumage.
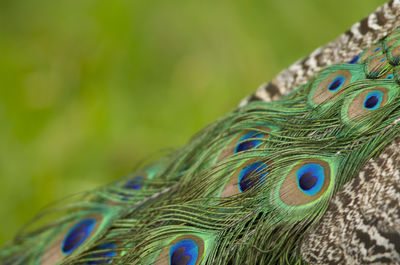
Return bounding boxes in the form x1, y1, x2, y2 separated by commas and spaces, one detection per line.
301, 138, 400, 264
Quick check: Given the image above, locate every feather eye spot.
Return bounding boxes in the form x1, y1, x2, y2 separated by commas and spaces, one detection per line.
154, 235, 204, 265
61, 218, 97, 255
348, 55, 359, 64
116, 175, 145, 201
310, 69, 351, 105
296, 163, 325, 196
345, 87, 388, 121
374, 46, 382, 52
386, 73, 394, 79
360, 45, 382, 63
235, 131, 263, 153
40, 214, 104, 265
86, 243, 116, 264
169, 239, 199, 265
220, 159, 268, 197
123, 176, 144, 190
218, 126, 271, 161
327, 75, 345, 91
279, 159, 331, 206
238, 162, 268, 192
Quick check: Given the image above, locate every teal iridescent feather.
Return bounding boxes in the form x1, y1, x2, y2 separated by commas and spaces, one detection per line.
1, 1, 400, 265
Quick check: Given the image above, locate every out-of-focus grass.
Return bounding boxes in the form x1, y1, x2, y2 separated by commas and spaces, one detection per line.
0, 0, 383, 245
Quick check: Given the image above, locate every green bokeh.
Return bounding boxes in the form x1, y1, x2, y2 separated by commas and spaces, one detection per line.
0, 0, 383, 245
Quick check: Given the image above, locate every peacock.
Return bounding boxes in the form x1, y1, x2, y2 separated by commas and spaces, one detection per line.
1, 1, 400, 264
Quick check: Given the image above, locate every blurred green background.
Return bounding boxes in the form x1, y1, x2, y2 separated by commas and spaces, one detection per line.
0, 0, 383, 245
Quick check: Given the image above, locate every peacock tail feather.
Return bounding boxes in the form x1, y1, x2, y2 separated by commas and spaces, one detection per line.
1, 1, 400, 264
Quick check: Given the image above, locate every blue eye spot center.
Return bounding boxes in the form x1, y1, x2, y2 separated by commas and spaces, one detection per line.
328, 75, 345, 92
169, 239, 198, 265
171, 247, 190, 265
87, 242, 116, 264
118, 176, 145, 200
298, 171, 318, 191
123, 176, 143, 190
238, 162, 268, 192
386, 74, 394, 79
364, 96, 379, 109
235, 131, 264, 153
363, 91, 383, 110
374, 46, 382, 52
296, 163, 325, 196
62, 218, 97, 255
348, 55, 359, 64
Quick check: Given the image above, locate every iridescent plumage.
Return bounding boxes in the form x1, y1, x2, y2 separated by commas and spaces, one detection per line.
1, 1, 400, 265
